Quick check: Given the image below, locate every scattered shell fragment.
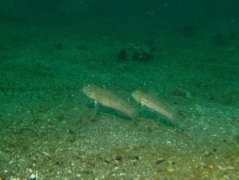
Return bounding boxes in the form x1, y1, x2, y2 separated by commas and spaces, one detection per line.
82, 84, 137, 119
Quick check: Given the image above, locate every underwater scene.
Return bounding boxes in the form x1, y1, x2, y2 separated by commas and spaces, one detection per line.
0, 0, 239, 179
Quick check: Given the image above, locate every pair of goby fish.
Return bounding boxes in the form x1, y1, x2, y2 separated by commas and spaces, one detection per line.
82, 84, 178, 122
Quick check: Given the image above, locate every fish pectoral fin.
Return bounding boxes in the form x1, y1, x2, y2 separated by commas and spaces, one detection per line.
140, 101, 145, 106
94, 100, 99, 109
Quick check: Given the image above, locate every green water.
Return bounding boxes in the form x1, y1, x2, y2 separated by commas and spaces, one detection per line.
0, 1, 239, 179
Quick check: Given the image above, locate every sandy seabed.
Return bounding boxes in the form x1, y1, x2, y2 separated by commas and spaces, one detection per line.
0, 18, 239, 179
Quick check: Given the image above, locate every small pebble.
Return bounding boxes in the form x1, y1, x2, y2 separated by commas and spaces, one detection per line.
155, 158, 165, 164
202, 150, 213, 157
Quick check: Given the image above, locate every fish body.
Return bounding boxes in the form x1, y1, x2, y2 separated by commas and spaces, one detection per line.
132, 90, 176, 122
82, 84, 137, 119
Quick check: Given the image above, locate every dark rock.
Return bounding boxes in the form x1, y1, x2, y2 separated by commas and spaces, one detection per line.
176, 25, 196, 37
234, 134, 239, 142
117, 42, 155, 62
115, 155, 123, 161
131, 156, 140, 160
76, 44, 87, 50
117, 48, 127, 60
55, 42, 63, 50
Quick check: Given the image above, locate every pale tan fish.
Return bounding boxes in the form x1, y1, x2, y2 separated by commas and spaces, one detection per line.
82, 84, 137, 119
132, 90, 177, 122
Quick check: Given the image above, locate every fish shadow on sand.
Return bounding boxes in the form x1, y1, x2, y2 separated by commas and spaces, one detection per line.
137, 108, 178, 128
87, 102, 180, 129
86, 102, 136, 121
